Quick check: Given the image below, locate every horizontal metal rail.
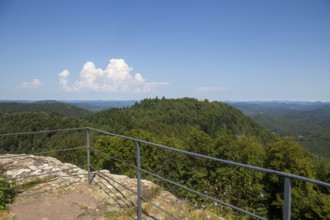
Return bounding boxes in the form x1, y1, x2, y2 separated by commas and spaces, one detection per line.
3, 127, 329, 187
95, 168, 179, 220
88, 127, 330, 188
140, 167, 266, 220
93, 175, 133, 208
92, 146, 265, 219
94, 169, 138, 198
139, 195, 179, 220
1, 127, 330, 220
90, 147, 137, 170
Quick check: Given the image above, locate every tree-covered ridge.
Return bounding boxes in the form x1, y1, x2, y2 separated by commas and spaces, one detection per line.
94, 131, 330, 219
231, 102, 330, 160
0, 112, 87, 166
88, 98, 273, 143
64, 100, 137, 111
0, 98, 329, 219
88, 98, 329, 219
0, 102, 92, 118
0, 112, 83, 134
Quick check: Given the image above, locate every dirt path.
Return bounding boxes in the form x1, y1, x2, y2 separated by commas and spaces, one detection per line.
8, 183, 108, 220
0, 155, 132, 220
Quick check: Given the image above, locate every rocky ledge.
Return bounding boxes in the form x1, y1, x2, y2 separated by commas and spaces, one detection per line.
0, 154, 179, 220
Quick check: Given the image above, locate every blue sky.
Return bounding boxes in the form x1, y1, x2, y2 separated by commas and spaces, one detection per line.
1, 0, 329, 101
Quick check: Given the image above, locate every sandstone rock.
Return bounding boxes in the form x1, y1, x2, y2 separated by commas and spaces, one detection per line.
0, 154, 179, 220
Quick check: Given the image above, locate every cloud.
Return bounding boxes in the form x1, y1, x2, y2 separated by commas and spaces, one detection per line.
58, 59, 168, 93
19, 79, 43, 89
196, 86, 228, 92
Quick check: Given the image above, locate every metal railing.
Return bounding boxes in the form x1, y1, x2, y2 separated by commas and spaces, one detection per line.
1, 127, 330, 220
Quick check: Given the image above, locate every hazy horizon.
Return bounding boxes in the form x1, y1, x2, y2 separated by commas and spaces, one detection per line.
1, 98, 330, 104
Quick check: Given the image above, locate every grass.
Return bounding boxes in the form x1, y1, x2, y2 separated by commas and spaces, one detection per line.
0, 176, 55, 216
142, 185, 161, 200
104, 207, 136, 220
0, 175, 14, 211
10, 176, 53, 194
79, 205, 88, 211
140, 196, 256, 220
0, 211, 13, 220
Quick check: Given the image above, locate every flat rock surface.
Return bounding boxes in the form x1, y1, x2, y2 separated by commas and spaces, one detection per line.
0, 154, 178, 220
9, 184, 106, 220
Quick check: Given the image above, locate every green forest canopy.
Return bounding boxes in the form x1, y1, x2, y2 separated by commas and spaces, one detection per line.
0, 98, 329, 219
230, 102, 330, 160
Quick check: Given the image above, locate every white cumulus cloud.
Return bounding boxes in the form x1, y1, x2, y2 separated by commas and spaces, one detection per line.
19, 79, 43, 89
58, 59, 168, 94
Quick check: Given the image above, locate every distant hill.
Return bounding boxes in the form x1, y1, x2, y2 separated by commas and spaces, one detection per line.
0, 112, 82, 134
0, 102, 91, 118
1, 98, 329, 219
63, 100, 137, 111
229, 101, 330, 159
0, 100, 137, 112
228, 101, 330, 117
87, 98, 330, 219
88, 97, 273, 143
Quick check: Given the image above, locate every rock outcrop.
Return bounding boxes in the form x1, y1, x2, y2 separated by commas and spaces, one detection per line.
0, 154, 178, 220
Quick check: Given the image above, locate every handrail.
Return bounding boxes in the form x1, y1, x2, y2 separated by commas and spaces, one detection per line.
140, 167, 266, 220
87, 127, 330, 188
91, 146, 266, 219
2, 127, 330, 187
1, 127, 329, 220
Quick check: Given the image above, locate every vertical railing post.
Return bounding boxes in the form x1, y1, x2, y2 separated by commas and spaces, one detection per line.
283, 177, 291, 220
86, 128, 91, 184
136, 141, 142, 220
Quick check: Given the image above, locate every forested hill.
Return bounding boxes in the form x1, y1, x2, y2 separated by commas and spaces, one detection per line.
230, 102, 330, 160
88, 98, 330, 219
1, 98, 330, 219
88, 98, 273, 143
0, 112, 82, 134
0, 102, 91, 118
